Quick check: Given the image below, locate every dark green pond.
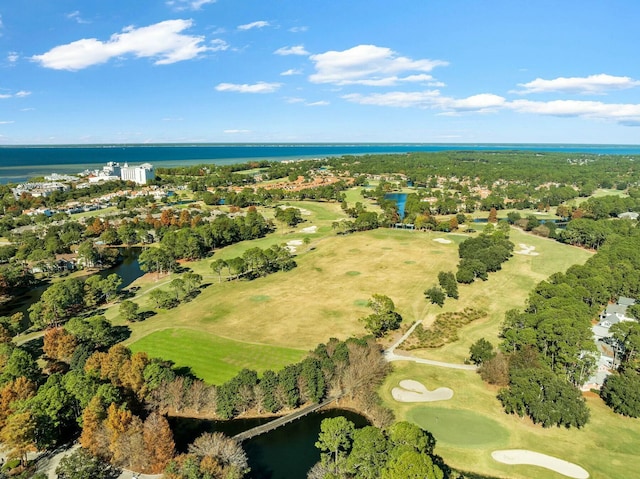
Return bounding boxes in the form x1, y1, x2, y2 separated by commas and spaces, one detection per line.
170, 409, 369, 479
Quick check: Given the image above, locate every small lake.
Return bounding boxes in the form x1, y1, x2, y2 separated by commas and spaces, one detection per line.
0, 247, 144, 317
170, 408, 370, 479
97, 246, 144, 289
384, 192, 407, 219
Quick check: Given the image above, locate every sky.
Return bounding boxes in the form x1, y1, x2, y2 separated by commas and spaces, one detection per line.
1, 0, 639, 145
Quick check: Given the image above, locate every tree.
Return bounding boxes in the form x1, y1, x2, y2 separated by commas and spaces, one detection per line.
359, 294, 402, 337
55, 447, 122, 479
182, 272, 203, 296
143, 412, 176, 473
424, 286, 445, 307
437, 271, 458, 299
275, 206, 304, 227
211, 258, 227, 283
43, 327, 77, 362
1, 347, 40, 385
77, 240, 100, 268
119, 300, 140, 322
0, 411, 37, 466
0, 377, 37, 430
100, 274, 123, 302
498, 367, 590, 428
381, 450, 443, 479
149, 289, 178, 309
488, 207, 498, 223
188, 432, 249, 477
315, 416, 355, 474
345, 426, 388, 479
469, 338, 495, 365
601, 369, 640, 417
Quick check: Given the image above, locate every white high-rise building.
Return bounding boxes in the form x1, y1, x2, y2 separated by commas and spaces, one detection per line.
120, 162, 155, 185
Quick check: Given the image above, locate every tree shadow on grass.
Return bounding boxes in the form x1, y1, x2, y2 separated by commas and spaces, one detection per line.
137, 310, 156, 321
21, 336, 44, 359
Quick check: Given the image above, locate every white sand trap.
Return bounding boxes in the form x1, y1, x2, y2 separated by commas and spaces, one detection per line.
392, 379, 453, 402
492, 450, 589, 479
300, 225, 318, 233
433, 238, 453, 244
285, 239, 303, 253
514, 243, 540, 256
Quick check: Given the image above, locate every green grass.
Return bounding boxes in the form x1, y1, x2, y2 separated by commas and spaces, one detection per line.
406, 406, 509, 448
381, 362, 640, 479
128, 328, 306, 384
85, 191, 639, 479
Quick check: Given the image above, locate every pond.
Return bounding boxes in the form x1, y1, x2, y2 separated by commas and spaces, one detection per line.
0, 247, 144, 317
96, 246, 144, 289
384, 193, 408, 219
169, 408, 370, 479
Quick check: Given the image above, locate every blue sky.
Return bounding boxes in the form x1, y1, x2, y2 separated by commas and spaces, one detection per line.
1, 0, 639, 144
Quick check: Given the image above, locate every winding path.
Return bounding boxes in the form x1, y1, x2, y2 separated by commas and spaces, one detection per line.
384, 321, 477, 371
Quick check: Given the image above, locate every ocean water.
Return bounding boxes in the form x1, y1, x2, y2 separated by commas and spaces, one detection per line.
1, 143, 639, 184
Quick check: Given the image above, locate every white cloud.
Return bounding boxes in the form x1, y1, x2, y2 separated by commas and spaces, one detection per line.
342, 90, 504, 113
237, 21, 270, 31
515, 74, 640, 95
274, 45, 308, 56
0, 121, 14, 124
343, 90, 442, 108
281, 69, 302, 76
285, 97, 305, 103
442, 93, 506, 112
166, 0, 216, 11
7, 52, 19, 63
509, 99, 640, 124
66, 11, 90, 24
0, 90, 31, 99
309, 44, 448, 86
210, 39, 229, 51
32, 19, 209, 70
289, 26, 308, 33
0, 15, 3, 36
224, 129, 251, 134
306, 101, 329, 106
215, 81, 282, 93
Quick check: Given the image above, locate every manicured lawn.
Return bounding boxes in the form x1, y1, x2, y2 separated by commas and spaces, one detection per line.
406, 406, 509, 448
381, 362, 640, 479
128, 328, 306, 384
106, 195, 635, 478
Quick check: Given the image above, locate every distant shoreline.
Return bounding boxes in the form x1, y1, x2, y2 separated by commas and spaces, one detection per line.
1, 143, 640, 185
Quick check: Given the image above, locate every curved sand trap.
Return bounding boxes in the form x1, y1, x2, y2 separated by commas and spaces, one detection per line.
392, 379, 453, 402
514, 243, 540, 256
285, 239, 303, 252
300, 225, 318, 233
433, 238, 453, 244
492, 450, 589, 479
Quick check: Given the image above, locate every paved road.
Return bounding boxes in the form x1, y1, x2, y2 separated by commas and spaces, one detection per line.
384, 320, 477, 371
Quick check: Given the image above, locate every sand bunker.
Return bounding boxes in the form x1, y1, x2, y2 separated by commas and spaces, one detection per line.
392, 379, 453, 403
433, 238, 453, 244
300, 225, 318, 233
514, 243, 539, 256
492, 450, 589, 479
285, 239, 303, 253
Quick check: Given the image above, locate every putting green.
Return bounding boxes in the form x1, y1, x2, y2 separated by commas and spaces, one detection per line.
407, 406, 510, 448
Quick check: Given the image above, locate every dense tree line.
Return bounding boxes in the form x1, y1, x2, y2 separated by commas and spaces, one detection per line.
455, 231, 514, 284
491, 228, 640, 426
209, 244, 296, 282
0, 333, 393, 476
152, 337, 392, 427
309, 419, 444, 479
